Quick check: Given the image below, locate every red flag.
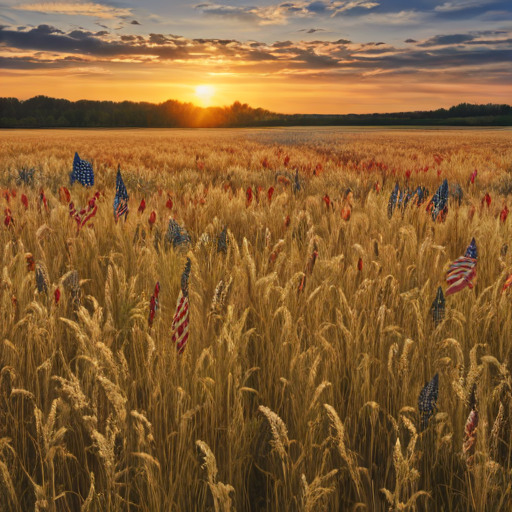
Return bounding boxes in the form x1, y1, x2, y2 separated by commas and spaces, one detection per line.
246, 187, 253, 207
148, 282, 160, 327
149, 211, 156, 229
138, 198, 146, 214
500, 205, 509, 223
4, 208, 14, 228
267, 186, 274, 203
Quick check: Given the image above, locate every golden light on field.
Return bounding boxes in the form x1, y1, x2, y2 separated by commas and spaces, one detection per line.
194, 85, 215, 106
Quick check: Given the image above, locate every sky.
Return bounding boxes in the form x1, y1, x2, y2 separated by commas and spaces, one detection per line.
0, 0, 511, 114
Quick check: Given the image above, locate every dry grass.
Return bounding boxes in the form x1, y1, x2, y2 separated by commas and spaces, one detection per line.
1, 127, 512, 511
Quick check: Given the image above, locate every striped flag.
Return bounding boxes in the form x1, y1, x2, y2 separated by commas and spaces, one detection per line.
429, 179, 449, 221
445, 238, 477, 296
148, 282, 160, 327
114, 166, 129, 221
172, 258, 191, 354
430, 286, 445, 326
419, 373, 439, 430
71, 153, 94, 187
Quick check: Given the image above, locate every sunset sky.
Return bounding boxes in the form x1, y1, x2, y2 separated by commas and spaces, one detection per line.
1, 0, 511, 114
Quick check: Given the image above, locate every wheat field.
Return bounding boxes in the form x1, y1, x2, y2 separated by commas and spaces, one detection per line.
1, 127, 512, 512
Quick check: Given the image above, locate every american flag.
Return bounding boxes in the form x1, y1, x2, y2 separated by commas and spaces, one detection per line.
148, 282, 160, 327
419, 373, 439, 430
293, 169, 301, 194
35, 262, 49, 294
71, 153, 94, 187
114, 166, 129, 221
172, 258, 191, 354
217, 226, 228, 254
165, 219, 191, 250
430, 286, 445, 326
387, 182, 399, 218
445, 238, 477, 296
430, 179, 449, 221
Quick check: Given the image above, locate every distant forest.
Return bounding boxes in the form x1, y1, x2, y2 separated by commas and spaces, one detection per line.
1, 96, 511, 128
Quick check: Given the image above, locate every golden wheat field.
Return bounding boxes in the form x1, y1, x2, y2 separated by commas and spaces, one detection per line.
1, 127, 512, 512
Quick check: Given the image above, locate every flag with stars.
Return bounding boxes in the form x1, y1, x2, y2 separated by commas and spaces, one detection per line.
165, 219, 191, 250
71, 153, 94, 187
446, 238, 477, 296
430, 286, 445, 326
172, 258, 191, 354
419, 373, 439, 430
387, 182, 399, 219
114, 166, 129, 221
430, 179, 449, 221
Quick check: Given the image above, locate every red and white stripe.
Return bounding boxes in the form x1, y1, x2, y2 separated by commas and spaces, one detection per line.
172, 291, 189, 354
445, 256, 477, 296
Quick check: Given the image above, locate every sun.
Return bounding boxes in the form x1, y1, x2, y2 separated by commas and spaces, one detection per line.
195, 85, 215, 105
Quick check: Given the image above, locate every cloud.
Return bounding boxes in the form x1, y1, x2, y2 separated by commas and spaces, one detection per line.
0, 24, 510, 87
13, 2, 133, 19
418, 33, 476, 46
405, 39, 417, 43
194, 1, 380, 25
434, 0, 495, 12
131, 20, 141, 25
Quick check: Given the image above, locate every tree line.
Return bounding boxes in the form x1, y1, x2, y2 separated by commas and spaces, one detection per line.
1, 96, 510, 128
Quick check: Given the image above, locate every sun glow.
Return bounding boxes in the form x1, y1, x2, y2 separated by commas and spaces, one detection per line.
194, 84, 215, 105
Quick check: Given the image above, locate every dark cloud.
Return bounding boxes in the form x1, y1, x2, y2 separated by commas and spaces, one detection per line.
0, 24, 510, 85
405, 39, 417, 43
418, 34, 476, 47
273, 41, 294, 48
95, 31, 108, 36
131, 20, 141, 25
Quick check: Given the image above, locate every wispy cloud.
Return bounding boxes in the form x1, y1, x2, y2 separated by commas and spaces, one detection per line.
193, 1, 380, 25
13, 2, 133, 20
434, 0, 495, 12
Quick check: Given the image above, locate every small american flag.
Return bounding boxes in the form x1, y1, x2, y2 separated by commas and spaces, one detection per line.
419, 373, 439, 430
430, 286, 445, 326
148, 282, 160, 327
71, 153, 94, 187
172, 258, 191, 354
114, 166, 129, 221
445, 238, 477, 296
387, 182, 399, 218
217, 226, 228, 254
165, 219, 191, 250
429, 179, 449, 221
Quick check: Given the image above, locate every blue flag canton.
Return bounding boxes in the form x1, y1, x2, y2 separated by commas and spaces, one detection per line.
419, 373, 439, 429
464, 238, 477, 259
431, 179, 448, 220
387, 182, 399, 218
166, 219, 191, 249
430, 287, 445, 326
71, 152, 94, 187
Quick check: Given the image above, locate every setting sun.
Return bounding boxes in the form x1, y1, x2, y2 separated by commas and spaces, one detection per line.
194, 85, 215, 105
